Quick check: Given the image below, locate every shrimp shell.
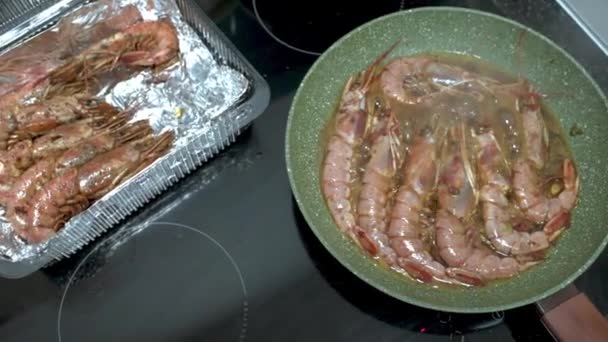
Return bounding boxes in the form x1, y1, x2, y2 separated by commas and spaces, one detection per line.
355, 107, 403, 265
512, 92, 580, 240
16, 131, 174, 244
0, 109, 133, 198
475, 130, 549, 256
322, 42, 399, 241
386, 132, 455, 284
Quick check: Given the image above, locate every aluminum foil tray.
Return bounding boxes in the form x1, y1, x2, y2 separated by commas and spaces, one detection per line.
0, 0, 270, 278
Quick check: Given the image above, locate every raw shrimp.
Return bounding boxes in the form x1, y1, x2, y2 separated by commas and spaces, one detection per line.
322, 52, 582, 287
57, 5, 143, 58
355, 104, 403, 265
0, 110, 131, 185
46, 19, 180, 97
0, 5, 143, 103
322, 42, 398, 241
436, 124, 477, 220
5, 121, 153, 234
5, 159, 56, 234
0, 6, 143, 111
435, 210, 535, 284
3, 119, 152, 206
119, 19, 180, 67
16, 131, 174, 244
379, 56, 501, 105
0, 140, 32, 191
386, 129, 454, 284
0, 96, 120, 150
30, 112, 132, 159
436, 125, 536, 284
53, 121, 151, 175
475, 129, 550, 255
512, 92, 580, 240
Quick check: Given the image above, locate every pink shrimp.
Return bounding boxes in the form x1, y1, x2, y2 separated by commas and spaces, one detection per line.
436, 124, 477, 220
385, 129, 455, 284
5, 159, 57, 236
0, 5, 143, 110
379, 56, 501, 105
5, 121, 153, 236
16, 131, 174, 244
476, 129, 550, 255
435, 211, 535, 284
0, 110, 133, 199
512, 91, 580, 241
118, 19, 180, 67
435, 125, 537, 284
354, 105, 403, 265
42, 18, 179, 99
0, 97, 121, 150
322, 42, 398, 242
4, 119, 151, 205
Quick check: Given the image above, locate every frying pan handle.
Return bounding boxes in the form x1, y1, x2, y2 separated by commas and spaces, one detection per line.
537, 284, 608, 342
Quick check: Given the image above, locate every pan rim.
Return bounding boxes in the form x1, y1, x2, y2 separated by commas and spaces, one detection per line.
285, 6, 608, 313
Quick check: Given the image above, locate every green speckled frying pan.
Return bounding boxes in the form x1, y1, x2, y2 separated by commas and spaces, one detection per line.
286, 7, 608, 337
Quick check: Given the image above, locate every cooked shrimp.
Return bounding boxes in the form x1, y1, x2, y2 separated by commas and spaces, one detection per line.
435, 210, 535, 284
386, 129, 455, 284
322, 42, 398, 241
379, 56, 501, 105
512, 91, 580, 240
435, 125, 537, 284
475, 129, 550, 255
355, 104, 403, 265
5, 121, 153, 234
436, 124, 477, 220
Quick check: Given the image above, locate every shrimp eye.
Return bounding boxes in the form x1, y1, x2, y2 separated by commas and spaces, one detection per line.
373, 97, 384, 112
549, 181, 564, 197
85, 99, 98, 107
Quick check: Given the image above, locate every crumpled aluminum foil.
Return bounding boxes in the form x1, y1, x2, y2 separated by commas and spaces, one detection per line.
0, 0, 250, 261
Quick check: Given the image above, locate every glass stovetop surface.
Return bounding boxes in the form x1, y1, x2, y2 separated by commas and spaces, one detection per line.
0, 1, 606, 341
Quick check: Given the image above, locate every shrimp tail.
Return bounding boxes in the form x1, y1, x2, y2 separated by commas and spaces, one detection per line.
400, 259, 435, 283
446, 268, 486, 287
355, 226, 379, 256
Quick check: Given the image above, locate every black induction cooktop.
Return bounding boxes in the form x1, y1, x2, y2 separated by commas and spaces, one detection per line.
1, 0, 606, 341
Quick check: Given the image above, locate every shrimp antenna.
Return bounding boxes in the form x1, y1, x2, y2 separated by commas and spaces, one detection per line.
426, 112, 447, 142
361, 38, 404, 89
459, 120, 478, 209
